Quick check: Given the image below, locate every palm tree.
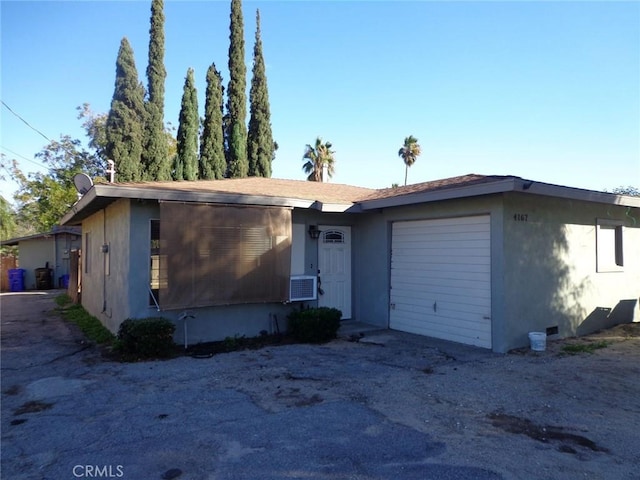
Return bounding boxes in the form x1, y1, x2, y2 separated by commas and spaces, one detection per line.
398, 135, 421, 186
302, 137, 335, 182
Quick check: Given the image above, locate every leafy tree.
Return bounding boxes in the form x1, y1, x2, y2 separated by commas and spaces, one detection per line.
247, 9, 274, 178
77, 103, 108, 164
398, 135, 421, 186
0, 196, 17, 241
226, 0, 248, 178
302, 137, 335, 182
199, 63, 226, 179
10, 136, 104, 232
105, 37, 146, 182
610, 186, 640, 197
142, 0, 171, 181
175, 68, 199, 181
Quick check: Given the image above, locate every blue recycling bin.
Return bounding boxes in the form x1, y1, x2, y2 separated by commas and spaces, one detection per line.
8, 269, 25, 292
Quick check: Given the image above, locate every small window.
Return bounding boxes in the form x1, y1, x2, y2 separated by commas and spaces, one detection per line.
323, 230, 344, 244
149, 219, 165, 306
84, 232, 91, 274
596, 220, 623, 272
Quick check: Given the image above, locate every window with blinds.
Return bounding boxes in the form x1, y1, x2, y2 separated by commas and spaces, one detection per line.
158, 202, 292, 310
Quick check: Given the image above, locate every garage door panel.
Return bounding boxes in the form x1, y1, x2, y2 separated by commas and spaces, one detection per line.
390, 215, 492, 349
394, 248, 491, 261
391, 277, 491, 298
392, 263, 490, 277
391, 272, 490, 286
393, 297, 490, 316
392, 276, 489, 292
394, 219, 489, 233
392, 256, 490, 268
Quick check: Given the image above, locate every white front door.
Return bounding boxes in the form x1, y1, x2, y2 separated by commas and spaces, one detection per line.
317, 225, 352, 319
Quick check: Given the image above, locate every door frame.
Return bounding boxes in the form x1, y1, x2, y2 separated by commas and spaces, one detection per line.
317, 225, 352, 319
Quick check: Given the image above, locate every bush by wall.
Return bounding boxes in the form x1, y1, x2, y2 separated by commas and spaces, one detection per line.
287, 307, 342, 343
116, 317, 177, 359
58, 303, 116, 345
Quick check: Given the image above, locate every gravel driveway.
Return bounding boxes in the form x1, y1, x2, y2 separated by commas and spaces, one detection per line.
2, 290, 639, 480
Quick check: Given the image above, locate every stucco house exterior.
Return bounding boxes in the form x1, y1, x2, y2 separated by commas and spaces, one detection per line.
60, 174, 640, 353
1, 226, 82, 290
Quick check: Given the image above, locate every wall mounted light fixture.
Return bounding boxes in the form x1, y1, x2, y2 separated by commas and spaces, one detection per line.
308, 225, 321, 239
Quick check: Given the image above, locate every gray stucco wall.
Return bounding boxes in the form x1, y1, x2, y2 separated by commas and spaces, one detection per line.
81, 201, 356, 344
354, 195, 506, 346
17, 237, 53, 290
78, 194, 638, 352
81, 199, 132, 333
502, 193, 640, 350
16, 233, 80, 290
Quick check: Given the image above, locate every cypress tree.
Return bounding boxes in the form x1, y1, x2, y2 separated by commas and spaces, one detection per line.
226, 0, 248, 178
172, 151, 183, 181
248, 9, 274, 178
105, 37, 146, 182
175, 68, 199, 181
199, 63, 226, 179
142, 0, 170, 180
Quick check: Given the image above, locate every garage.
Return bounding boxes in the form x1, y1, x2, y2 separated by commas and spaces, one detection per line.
389, 215, 492, 348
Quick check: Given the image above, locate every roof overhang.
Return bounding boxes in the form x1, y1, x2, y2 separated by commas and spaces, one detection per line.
60, 183, 361, 225
1, 227, 82, 246
359, 177, 518, 210
359, 177, 640, 210
60, 176, 640, 226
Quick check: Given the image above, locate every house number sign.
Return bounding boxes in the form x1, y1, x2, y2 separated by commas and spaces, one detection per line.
513, 213, 529, 222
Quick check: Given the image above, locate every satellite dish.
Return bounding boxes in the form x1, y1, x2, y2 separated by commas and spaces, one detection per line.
73, 173, 94, 195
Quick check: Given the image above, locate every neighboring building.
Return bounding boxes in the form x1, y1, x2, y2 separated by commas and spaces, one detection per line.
59, 174, 640, 353
1, 226, 82, 290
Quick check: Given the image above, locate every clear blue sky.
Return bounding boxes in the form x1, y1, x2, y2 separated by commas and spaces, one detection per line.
1, 0, 639, 203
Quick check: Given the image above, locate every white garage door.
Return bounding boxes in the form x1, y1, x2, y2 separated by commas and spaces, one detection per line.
390, 215, 492, 348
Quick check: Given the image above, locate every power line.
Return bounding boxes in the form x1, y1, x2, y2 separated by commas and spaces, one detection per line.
0, 145, 47, 169
1, 100, 52, 143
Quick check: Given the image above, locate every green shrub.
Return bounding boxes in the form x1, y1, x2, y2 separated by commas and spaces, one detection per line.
116, 317, 177, 359
60, 304, 115, 345
562, 341, 609, 355
55, 293, 72, 307
287, 307, 342, 343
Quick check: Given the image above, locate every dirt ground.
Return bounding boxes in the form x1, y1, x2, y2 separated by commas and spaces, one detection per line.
2, 291, 640, 479
217, 323, 640, 479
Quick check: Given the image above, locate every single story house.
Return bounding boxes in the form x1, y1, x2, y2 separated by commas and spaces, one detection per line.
59, 174, 640, 353
1, 226, 82, 290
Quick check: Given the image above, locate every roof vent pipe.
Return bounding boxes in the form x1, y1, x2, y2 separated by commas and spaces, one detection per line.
322, 163, 328, 183
106, 159, 116, 183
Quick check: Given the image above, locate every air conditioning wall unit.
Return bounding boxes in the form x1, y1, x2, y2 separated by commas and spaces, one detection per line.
289, 275, 317, 302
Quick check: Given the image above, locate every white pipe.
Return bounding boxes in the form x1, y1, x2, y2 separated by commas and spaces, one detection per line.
179, 311, 195, 349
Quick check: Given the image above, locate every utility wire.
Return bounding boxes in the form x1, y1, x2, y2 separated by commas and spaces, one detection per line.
0, 145, 46, 168
1, 100, 52, 143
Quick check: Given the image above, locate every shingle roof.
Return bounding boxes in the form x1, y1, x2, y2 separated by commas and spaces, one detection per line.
115, 177, 376, 205
359, 174, 517, 201
61, 173, 639, 226
0, 226, 81, 246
